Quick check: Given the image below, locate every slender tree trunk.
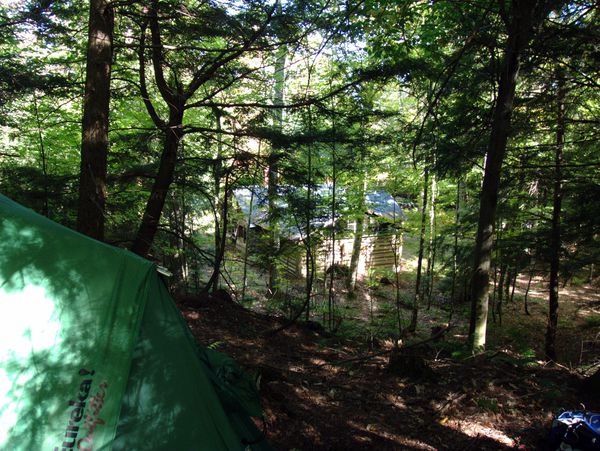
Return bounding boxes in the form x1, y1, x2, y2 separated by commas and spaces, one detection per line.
524, 267, 534, 315
491, 261, 498, 324
469, 1, 543, 350
267, 156, 280, 295
241, 143, 262, 301
212, 107, 224, 290
77, 0, 114, 240
393, 217, 404, 339
206, 172, 231, 293
409, 166, 429, 333
328, 139, 337, 331
426, 172, 437, 309
165, 190, 185, 284
304, 112, 314, 321
178, 164, 188, 287
304, 187, 312, 319
545, 69, 565, 361
267, 39, 286, 296
264, 104, 314, 335
348, 178, 367, 290
450, 179, 461, 320
132, 107, 184, 257
241, 188, 255, 301
509, 270, 518, 304
497, 264, 506, 325
504, 266, 512, 304
32, 93, 49, 217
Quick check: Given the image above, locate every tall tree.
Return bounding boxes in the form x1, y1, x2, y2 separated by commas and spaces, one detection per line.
76, 0, 114, 240
130, 0, 273, 257
267, 24, 286, 295
409, 165, 429, 333
545, 68, 565, 361
470, 0, 556, 350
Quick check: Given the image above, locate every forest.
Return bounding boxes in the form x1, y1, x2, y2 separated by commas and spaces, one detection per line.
1, 0, 599, 449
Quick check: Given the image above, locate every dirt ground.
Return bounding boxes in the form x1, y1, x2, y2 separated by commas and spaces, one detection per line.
177, 281, 600, 450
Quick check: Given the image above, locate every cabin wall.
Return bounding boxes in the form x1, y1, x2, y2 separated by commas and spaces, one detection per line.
233, 220, 402, 281
302, 231, 402, 280
232, 221, 301, 279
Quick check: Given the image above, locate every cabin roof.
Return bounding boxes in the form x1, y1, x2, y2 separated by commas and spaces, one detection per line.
232, 187, 270, 228
233, 185, 405, 235
364, 190, 405, 221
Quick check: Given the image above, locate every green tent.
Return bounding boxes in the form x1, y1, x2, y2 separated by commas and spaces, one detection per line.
0, 194, 271, 450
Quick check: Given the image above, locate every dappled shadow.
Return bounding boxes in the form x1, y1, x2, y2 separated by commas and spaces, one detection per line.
113, 275, 267, 450
0, 195, 150, 449
0, 195, 269, 450
255, 355, 518, 450
181, 291, 600, 450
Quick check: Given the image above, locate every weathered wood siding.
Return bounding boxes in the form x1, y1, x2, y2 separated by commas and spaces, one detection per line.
310, 232, 402, 279
233, 220, 402, 280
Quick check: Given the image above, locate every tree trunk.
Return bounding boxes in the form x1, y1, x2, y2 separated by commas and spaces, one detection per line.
165, 191, 185, 284
348, 178, 367, 291
132, 107, 184, 257
496, 263, 506, 325
328, 140, 337, 331
545, 69, 565, 361
267, 38, 286, 296
469, 0, 543, 350
305, 116, 314, 321
32, 94, 49, 217
504, 266, 512, 304
394, 228, 404, 339
426, 172, 437, 309
212, 107, 224, 290
241, 188, 255, 301
509, 270, 518, 304
450, 179, 461, 319
77, 0, 114, 240
409, 166, 429, 333
241, 142, 262, 301
524, 268, 534, 315
205, 172, 231, 293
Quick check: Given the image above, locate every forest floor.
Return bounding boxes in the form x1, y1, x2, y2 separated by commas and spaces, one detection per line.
177, 279, 600, 450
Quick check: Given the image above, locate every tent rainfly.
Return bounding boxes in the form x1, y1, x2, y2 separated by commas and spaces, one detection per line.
0, 194, 271, 450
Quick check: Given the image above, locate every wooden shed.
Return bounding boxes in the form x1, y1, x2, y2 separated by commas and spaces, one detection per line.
232, 186, 405, 281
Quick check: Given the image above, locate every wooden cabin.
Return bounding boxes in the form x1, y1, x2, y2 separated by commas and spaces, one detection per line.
232, 186, 405, 281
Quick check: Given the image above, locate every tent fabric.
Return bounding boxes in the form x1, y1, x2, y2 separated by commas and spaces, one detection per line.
0, 194, 270, 450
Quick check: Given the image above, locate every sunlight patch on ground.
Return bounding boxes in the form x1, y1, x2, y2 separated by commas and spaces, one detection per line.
346, 420, 437, 450
184, 311, 201, 320
384, 393, 407, 410
444, 419, 515, 447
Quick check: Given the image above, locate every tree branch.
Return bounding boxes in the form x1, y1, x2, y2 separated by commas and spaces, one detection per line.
138, 13, 165, 129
